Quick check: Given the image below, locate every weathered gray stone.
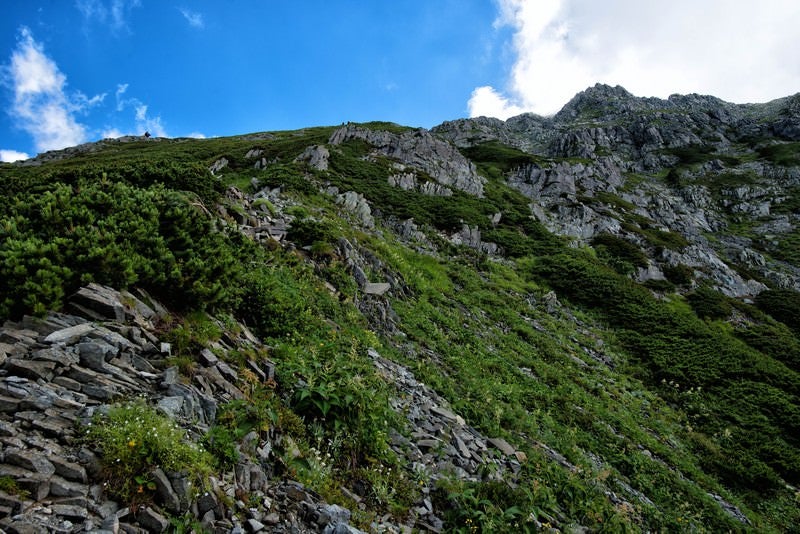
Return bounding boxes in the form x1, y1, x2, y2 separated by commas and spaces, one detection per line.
0, 328, 38, 345
318, 504, 351, 527
152, 468, 181, 512
198, 348, 218, 366
336, 191, 375, 228
136, 506, 169, 532
4, 358, 56, 380
197, 491, 219, 515
89, 326, 136, 351
120, 289, 157, 323
249, 464, 268, 492
430, 405, 457, 421
51, 503, 91, 519
161, 366, 179, 387
0, 395, 21, 412
295, 144, 330, 171
363, 283, 391, 296
14, 474, 51, 501
156, 396, 183, 418
216, 360, 238, 383
246, 518, 265, 533
453, 434, 471, 458
166, 471, 191, 511
81, 383, 118, 400
0, 421, 18, 436
5, 449, 56, 476
49, 475, 89, 497
417, 439, 440, 450
201, 365, 244, 399
77, 341, 118, 370
2, 520, 48, 534
32, 416, 73, 437
70, 284, 125, 322
99, 513, 120, 532
43, 323, 95, 345
488, 438, 516, 456
52, 376, 83, 392
330, 125, 484, 196
31, 347, 79, 365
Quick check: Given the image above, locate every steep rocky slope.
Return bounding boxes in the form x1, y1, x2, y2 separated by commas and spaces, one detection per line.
434, 84, 800, 296
1, 86, 799, 533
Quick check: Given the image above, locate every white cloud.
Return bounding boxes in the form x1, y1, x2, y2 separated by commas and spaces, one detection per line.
110, 85, 168, 137
101, 128, 124, 139
114, 83, 129, 110
4, 27, 93, 152
134, 103, 167, 137
0, 149, 30, 162
178, 8, 205, 29
472, 0, 800, 118
185, 132, 206, 139
468, 86, 525, 120
76, 0, 142, 33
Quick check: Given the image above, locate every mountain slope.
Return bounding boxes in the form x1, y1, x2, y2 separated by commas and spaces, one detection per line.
0, 87, 799, 532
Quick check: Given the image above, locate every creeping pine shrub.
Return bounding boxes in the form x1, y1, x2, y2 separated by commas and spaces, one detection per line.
83, 401, 213, 504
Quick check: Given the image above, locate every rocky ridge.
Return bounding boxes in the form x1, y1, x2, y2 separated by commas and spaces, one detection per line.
434, 84, 800, 296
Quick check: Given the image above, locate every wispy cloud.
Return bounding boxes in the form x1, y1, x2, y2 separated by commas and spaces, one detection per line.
3, 27, 104, 152
112, 83, 167, 137
178, 7, 205, 29
76, 0, 142, 33
0, 149, 31, 162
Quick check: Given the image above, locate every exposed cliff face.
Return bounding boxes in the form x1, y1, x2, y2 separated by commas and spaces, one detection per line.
434, 84, 800, 296
329, 124, 485, 196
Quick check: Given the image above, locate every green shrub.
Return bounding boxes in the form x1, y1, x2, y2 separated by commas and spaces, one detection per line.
591, 233, 648, 273
757, 142, 800, 167
529, 250, 800, 492
755, 289, 800, 333
644, 278, 676, 292
287, 217, 336, 246
686, 286, 732, 320
0, 181, 247, 321
237, 266, 316, 338
83, 401, 213, 503
664, 264, 695, 286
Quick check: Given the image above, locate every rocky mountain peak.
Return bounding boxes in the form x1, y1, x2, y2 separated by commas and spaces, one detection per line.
553, 83, 639, 121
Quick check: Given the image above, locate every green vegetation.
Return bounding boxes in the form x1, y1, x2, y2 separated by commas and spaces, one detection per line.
529, 251, 800, 500
460, 141, 543, 179
757, 142, 800, 167
755, 289, 800, 334
0, 180, 247, 318
663, 263, 695, 287
663, 144, 741, 166
83, 401, 214, 504
2, 125, 799, 531
0, 476, 29, 498
591, 233, 649, 274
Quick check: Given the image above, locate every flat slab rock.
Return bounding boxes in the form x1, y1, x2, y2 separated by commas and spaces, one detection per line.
363, 282, 391, 296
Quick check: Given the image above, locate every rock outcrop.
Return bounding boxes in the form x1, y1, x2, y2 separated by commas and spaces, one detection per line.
433, 84, 800, 295
330, 124, 485, 196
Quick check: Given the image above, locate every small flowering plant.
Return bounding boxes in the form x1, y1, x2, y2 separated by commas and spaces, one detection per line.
82, 400, 213, 503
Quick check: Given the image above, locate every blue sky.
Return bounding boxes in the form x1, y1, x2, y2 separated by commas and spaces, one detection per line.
0, 1, 512, 159
2, 1, 799, 161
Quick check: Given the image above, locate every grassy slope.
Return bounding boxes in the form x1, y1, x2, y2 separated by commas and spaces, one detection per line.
1, 129, 799, 531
